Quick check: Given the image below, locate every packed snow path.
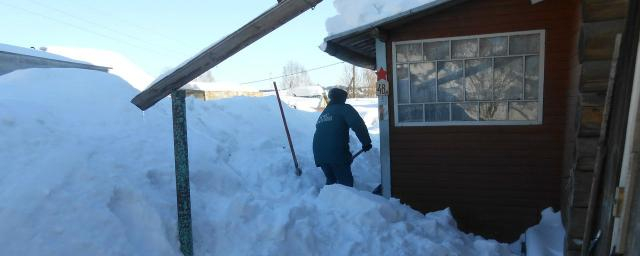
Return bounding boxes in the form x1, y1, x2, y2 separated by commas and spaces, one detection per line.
0, 68, 519, 255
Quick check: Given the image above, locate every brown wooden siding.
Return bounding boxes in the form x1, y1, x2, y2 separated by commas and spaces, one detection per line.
385, 0, 579, 241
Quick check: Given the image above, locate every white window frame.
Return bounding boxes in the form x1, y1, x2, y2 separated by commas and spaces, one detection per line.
392, 29, 546, 127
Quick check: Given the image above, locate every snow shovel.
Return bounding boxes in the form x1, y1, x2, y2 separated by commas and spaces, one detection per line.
351, 149, 365, 160
351, 149, 383, 195
274, 82, 302, 176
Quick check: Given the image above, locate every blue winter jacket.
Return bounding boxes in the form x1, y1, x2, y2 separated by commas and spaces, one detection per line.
312, 90, 371, 166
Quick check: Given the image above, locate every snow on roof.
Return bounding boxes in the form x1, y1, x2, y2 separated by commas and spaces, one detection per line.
321, 0, 465, 69
325, 0, 438, 36
45, 46, 153, 91
181, 81, 260, 92
0, 43, 88, 64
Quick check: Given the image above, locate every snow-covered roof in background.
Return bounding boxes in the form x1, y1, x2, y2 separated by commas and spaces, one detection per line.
0, 43, 88, 64
182, 81, 260, 92
288, 85, 325, 97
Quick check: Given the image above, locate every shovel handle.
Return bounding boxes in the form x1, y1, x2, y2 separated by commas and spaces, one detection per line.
352, 149, 365, 160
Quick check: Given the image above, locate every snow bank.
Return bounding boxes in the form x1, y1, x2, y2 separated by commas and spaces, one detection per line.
348, 98, 379, 134
0, 43, 85, 64
280, 95, 324, 112
0, 68, 515, 255
326, 0, 435, 35
523, 208, 565, 256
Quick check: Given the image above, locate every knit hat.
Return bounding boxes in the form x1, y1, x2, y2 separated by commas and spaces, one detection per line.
328, 88, 348, 104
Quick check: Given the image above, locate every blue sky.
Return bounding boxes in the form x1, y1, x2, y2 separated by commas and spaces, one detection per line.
0, 0, 348, 87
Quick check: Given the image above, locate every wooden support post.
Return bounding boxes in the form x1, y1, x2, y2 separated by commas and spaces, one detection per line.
375, 38, 392, 199
171, 90, 193, 256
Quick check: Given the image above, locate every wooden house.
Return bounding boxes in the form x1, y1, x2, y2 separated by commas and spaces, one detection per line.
323, 0, 640, 255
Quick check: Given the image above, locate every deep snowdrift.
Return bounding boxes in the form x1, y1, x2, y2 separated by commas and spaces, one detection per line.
0, 68, 517, 255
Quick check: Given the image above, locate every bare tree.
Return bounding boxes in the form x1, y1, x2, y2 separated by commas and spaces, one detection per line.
358, 68, 377, 97
339, 64, 377, 98
282, 61, 312, 89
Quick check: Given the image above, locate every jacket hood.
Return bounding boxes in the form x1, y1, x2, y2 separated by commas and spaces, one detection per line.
328, 88, 348, 104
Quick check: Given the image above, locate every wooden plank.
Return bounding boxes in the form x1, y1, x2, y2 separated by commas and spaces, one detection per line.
569, 207, 588, 237
580, 60, 614, 92
131, 0, 323, 110
582, 0, 629, 22
579, 106, 604, 136
579, 92, 606, 107
577, 156, 596, 171
571, 170, 594, 207
577, 137, 599, 158
583, 32, 623, 254
580, 19, 626, 61
589, 0, 639, 252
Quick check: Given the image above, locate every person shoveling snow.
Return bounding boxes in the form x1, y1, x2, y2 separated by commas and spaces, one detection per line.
313, 88, 372, 187
0, 68, 538, 255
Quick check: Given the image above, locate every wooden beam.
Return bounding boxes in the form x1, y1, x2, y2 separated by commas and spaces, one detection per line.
580, 19, 626, 62
131, 0, 322, 110
324, 41, 376, 70
583, 0, 629, 22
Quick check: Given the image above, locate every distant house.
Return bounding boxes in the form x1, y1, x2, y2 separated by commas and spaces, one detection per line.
182, 81, 263, 100
0, 43, 109, 76
288, 85, 325, 98
323, 0, 639, 255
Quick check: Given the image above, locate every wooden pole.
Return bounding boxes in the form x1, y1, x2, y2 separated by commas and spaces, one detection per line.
273, 82, 302, 176
171, 90, 193, 256
351, 64, 356, 98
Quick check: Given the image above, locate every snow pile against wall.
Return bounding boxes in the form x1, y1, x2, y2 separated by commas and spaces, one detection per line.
0, 68, 516, 255
325, 0, 435, 35
523, 208, 565, 256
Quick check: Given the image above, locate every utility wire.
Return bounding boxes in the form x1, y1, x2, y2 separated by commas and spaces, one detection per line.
27, 0, 189, 56
241, 61, 345, 85
66, 0, 195, 47
0, 1, 180, 58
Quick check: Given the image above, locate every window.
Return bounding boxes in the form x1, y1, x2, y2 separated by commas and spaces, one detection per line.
393, 30, 545, 126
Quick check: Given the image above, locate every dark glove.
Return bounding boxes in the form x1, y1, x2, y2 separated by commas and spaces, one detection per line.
362, 144, 372, 152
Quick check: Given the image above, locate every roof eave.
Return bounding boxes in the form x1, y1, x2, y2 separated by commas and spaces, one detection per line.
324, 41, 376, 70
322, 0, 470, 67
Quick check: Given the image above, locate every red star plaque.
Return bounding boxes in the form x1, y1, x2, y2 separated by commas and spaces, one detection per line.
376, 67, 387, 81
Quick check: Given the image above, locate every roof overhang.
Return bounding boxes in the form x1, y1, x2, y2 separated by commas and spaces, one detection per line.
131, 0, 322, 111
322, 0, 469, 69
